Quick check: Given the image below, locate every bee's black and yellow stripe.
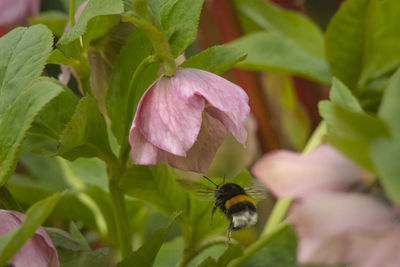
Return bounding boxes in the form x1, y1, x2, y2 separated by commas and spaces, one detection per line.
215, 183, 256, 220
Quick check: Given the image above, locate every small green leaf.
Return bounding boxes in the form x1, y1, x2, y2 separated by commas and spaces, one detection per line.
329, 77, 363, 112
106, 28, 157, 150
46, 227, 111, 267
0, 78, 63, 186
161, 0, 205, 57
58, 0, 123, 51
117, 212, 181, 267
180, 45, 247, 75
325, 0, 369, 89
229, 32, 331, 84
0, 192, 63, 265
29, 79, 79, 140
319, 101, 389, 171
378, 69, 400, 144
57, 96, 116, 164
233, 0, 324, 58
29, 11, 69, 37
370, 139, 400, 205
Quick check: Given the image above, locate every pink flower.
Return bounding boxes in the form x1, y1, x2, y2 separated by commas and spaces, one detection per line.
0, 209, 59, 267
289, 193, 400, 267
0, 0, 40, 26
129, 68, 250, 173
252, 144, 372, 199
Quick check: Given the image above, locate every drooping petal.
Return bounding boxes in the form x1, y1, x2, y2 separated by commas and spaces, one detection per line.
351, 227, 400, 267
172, 68, 249, 144
0, 0, 40, 26
129, 125, 160, 165
252, 144, 372, 198
0, 210, 59, 267
158, 112, 227, 172
130, 112, 227, 172
134, 77, 205, 156
289, 193, 397, 265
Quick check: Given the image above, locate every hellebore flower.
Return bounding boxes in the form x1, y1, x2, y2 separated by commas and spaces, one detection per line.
252, 144, 372, 199
0, 0, 40, 26
0, 209, 59, 267
289, 193, 400, 267
129, 68, 250, 173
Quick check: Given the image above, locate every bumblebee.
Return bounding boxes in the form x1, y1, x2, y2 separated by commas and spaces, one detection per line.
203, 176, 259, 241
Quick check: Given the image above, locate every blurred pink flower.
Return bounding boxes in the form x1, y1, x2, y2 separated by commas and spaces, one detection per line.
0, 209, 59, 267
289, 193, 400, 267
252, 144, 372, 198
129, 68, 250, 172
0, 0, 40, 26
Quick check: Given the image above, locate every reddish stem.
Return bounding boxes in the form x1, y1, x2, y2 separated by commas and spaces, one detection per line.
210, 0, 280, 151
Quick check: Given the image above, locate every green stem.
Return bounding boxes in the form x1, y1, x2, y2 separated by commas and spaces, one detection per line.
69, 0, 76, 28
262, 197, 292, 237
228, 221, 290, 267
302, 121, 327, 154
109, 169, 132, 258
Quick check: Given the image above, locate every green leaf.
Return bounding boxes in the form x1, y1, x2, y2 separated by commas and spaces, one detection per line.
58, 0, 123, 51
359, 0, 400, 86
0, 78, 63, 186
58, 96, 115, 163
29, 79, 79, 140
0, 192, 63, 265
180, 45, 247, 75
233, 0, 324, 58
120, 163, 228, 249
0, 186, 22, 211
325, 0, 369, 89
161, 0, 205, 57
229, 32, 331, 84
46, 227, 111, 267
106, 28, 157, 150
378, 69, 400, 144
117, 212, 180, 267
370, 139, 400, 205
198, 245, 243, 267
319, 101, 389, 171
0, 25, 53, 115
29, 11, 69, 37
329, 77, 363, 112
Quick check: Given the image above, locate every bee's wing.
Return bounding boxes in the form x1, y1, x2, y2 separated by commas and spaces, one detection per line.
244, 180, 268, 201
192, 183, 216, 201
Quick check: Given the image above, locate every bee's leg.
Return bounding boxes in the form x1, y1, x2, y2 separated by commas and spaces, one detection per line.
226, 223, 233, 244
210, 205, 217, 225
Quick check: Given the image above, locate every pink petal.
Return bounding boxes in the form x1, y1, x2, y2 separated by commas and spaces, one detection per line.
130, 111, 227, 173
172, 68, 249, 144
351, 227, 400, 267
289, 193, 397, 265
0, 210, 59, 267
129, 126, 160, 165
58, 65, 71, 85
158, 111, 227, 172
252, 144, 371, 198
0, 0, 40, 26
134, 77, 205, 156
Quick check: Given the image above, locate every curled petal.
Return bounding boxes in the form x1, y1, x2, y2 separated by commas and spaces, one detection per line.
130, 112, 227, 173
289, 193, 397, 265
0, 210, 59, 267
252, 144, 371, 198
135, 78, 205, 156
172, 68, 249, 144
